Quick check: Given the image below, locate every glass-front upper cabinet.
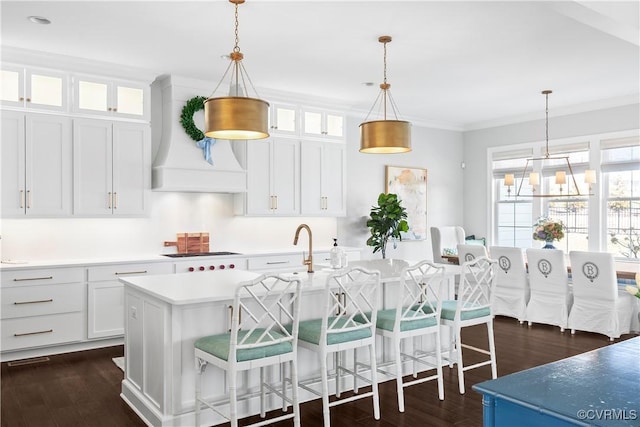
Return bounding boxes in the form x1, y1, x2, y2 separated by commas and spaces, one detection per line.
302, 108, 344, 140
1, 65, 68, 112
73, 75, 149, 120
268, 103, 298, 136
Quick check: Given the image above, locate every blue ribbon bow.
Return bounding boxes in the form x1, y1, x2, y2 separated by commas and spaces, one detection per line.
196, 137, 217, 165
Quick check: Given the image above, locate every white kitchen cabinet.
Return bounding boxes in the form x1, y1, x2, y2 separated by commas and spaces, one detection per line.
87, 262, 173, 339
1, 64, 69, 112
1, 267, 85, 352
242, 137, 299, 215
73, 74, 149, 121
268, 102, 298, 136
300, 140, 346, 216
1, 111, 72, 217
73, 118, 150, 216
302, 108, 344, 140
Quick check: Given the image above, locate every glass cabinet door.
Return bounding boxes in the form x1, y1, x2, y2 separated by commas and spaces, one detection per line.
302, 108, 344, 139
1, 67, 24, 107
269, 103, 297, 135
1, 66, 67, 111
27, 70, 67, 110
325, 113, 344, 138
75, 75, 147, 119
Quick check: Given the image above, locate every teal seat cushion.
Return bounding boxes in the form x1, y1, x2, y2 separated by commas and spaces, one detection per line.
440, 300, 490, 321
368, 308, 437, 332
195, 329, 292, 362
293, 317, 371, 345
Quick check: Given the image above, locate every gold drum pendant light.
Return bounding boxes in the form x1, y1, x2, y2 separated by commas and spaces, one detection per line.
360, 35, 411, 153
204, 0, 269, 140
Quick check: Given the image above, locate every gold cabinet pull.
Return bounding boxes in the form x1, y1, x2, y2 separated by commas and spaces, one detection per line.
108, 192, 112, 209
115, 270, 147, 275
26, 190, 31, 208
113, 192, 117, 209
266, 261, 290, 265
14, 329, 53, 337
19, 190, 24, 208
14, 298, 53, 305
13, 276, 53, 282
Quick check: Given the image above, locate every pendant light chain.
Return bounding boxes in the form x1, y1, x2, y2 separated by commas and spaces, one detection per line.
544, 90, 550, 158
233, 2, 240, 53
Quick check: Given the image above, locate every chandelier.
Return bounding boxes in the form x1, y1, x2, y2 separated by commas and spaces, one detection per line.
359, 36, 411, 153
204, 0, 269, 140
506, 90, 596, 197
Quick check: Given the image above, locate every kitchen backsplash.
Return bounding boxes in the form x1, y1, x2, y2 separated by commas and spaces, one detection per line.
0, 192, 338, 261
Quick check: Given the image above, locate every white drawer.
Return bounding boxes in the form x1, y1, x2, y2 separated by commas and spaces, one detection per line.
247, 254, 304, 271
1, 267, 84, 287
1, 312, 84, 351
88, 262, 173, 282
1, 282, 84, 319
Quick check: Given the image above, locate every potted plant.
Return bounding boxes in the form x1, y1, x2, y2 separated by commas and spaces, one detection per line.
366, 193, 409, 259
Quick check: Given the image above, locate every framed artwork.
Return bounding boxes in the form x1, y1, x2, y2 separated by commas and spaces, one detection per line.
385, 165, 428, 240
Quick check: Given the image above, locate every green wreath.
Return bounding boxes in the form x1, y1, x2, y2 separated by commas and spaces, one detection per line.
180, 96, 207, 142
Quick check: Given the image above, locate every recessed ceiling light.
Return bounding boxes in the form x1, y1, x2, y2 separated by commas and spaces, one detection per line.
28, 16, 51, 25
362, 82, 375, 87
220, 54, 230, 60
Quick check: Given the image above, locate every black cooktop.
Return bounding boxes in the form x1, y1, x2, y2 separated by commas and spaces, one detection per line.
162, 251, 241, 258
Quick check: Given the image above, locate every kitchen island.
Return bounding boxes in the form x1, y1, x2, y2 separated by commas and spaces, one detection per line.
120, 267, 344, 427
119, 260, 461, 426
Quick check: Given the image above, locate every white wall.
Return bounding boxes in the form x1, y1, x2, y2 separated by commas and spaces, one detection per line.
462, 103, 640, 242
0, 192, 336, 261
337, 115, 464, 261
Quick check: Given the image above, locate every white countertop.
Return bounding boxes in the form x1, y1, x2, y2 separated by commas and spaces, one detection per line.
119, 259, 462, 306
0, 246, 364, 270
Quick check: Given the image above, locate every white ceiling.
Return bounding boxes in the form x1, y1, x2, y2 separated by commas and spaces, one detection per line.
2, 0, 639, 130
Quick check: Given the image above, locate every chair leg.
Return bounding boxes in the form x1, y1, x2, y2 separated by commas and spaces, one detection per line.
291, 359, 301, 427
455, 326, 465, 394
353, 348, 359, 393
412, 337, 419, 378
435, 328, 445, 401
335, 351, 341, 398
395, 336, 405, 412
260, 366, 266, 418
448, 325, 455, 368
320, 353, 331, 427
369, 342, 380, 420
229, 368, 239, 427
487, 321, 497, 379
195, 359, 206, 427
281, 363, 287, 412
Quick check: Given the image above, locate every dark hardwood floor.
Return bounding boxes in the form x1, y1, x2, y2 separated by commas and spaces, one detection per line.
2, 317, 636, 427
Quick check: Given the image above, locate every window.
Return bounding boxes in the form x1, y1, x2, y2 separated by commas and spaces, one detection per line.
492, 150, 533, 247
542, 143, 591, 253
602, 138, 640, 259
490, 134, 640, 258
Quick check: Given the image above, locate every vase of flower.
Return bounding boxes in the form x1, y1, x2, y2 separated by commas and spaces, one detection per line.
533, 217, 565, 249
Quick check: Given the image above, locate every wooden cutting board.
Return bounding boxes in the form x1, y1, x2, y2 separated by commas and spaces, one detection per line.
163, 232, 209, 253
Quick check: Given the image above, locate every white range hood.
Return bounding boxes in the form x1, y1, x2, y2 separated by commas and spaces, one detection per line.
152, 75, 247, 193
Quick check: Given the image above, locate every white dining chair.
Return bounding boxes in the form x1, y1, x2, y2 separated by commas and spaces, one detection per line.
431, 226, 466, 263
457, 244, 489, 264
194, 274, 303, 427
441, 255, 498, 394
366, 260, 446, 411
525, 248, 572, 332
489, 246, 529, 323
568, 251, 634, 340
294, 267, 381, 427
